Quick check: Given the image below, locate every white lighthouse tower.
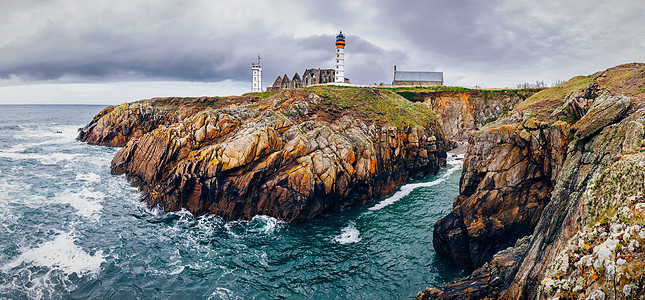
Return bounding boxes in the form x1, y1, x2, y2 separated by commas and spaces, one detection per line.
334, 31, 345, 83
251, 54, 262, 92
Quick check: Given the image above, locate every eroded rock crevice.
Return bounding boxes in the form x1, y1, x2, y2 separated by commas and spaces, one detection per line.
415, 89, 540, 143
432, 117, 573, 270
80, 87, 450, 222
424, 63, 645, 299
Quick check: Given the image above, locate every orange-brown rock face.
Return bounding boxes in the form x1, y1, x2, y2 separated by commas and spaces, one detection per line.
425, 63, 645, 299
82, 87, 449, 222
410, 89, 540, 142
433, 118, 573, 269
77, 96, 256, 147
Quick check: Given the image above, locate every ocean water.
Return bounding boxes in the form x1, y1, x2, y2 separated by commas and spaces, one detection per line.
0, 105, 462, 299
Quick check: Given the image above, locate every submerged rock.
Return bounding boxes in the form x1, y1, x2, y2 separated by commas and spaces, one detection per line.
81, 87, 449, 222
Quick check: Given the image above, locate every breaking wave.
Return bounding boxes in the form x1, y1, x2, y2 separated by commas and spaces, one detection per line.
369, 153, 464, 211
0, 105, 463, 299
334, 222, 361, 244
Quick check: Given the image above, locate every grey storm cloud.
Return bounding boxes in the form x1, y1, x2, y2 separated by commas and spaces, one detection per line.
1, 0, 645, 88
0, 2, 398, 84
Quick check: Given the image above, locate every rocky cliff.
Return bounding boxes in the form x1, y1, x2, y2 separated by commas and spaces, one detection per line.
398, 89, 539, 142
421, 63, 645, 299
80, 87, 449, 222
78, 96, 256, 147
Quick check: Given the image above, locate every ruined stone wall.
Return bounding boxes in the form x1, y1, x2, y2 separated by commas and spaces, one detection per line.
303, 68, 334, 87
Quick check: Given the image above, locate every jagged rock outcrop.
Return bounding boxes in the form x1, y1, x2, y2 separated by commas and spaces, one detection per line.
504, 94, 639, 299
432, 113, 576, 269
78, 96, 257, 147
81, 87, 449, 222
423, 63, 645, 299
419, 236, 532, 300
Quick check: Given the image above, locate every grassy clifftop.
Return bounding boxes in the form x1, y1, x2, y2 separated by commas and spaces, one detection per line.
513, 63, 645, 123
302, 86, 436, 129
243, 86, 440, 129
82, 83, 451, 223
81, 85, 447, 147
152, 86, 438, 130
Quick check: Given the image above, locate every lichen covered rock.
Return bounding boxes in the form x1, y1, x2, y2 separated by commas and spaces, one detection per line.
433, 117, 574, 269
83, 87, 449, 222
426, 63, 645, 299
406, 89, 539, 142
78, 96, 256, 147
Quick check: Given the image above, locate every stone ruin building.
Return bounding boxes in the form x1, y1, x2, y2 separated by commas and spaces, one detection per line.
265, 31, 347, 92
266, 68, 336, 92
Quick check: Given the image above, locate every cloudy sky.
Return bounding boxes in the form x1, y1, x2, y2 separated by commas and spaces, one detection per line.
1, 0, 644, 104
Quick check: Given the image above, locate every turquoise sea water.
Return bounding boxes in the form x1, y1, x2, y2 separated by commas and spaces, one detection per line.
0, 105, 461, 299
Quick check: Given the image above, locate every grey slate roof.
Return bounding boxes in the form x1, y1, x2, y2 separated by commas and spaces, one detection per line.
394, 71, 443, 82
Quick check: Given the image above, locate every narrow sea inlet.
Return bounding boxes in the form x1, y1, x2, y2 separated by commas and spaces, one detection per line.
0, 105, 461, 299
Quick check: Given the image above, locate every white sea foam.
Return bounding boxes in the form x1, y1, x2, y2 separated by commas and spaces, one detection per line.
0, 151, 83, 165
0, 178, 40, 210
0, 194, 17, 233
259, 251, 269, 267
12, 124, 78, 139
224, 222, 241, 238
144, 204, 167, 217
1, 231, 105, 276
222, 215, 284, 238
75, 172, 101, 183
168, 265, 185, 275
53, 189, 105, 220
250, 215, 282, 234
447, 153, 465, 165
176, 208, 196, 220
369, 153, 463, 211
334, 222, 361, 244
0, 124, 85, 165
209, 287, 242, 300
3, 125, 80, 153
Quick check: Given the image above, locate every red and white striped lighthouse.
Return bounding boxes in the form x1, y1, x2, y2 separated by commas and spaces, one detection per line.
334, 31, 345, 83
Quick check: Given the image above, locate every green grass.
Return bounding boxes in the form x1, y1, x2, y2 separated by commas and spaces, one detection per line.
205, 97, 223, 106
377, 86, 543, 102
396, 91, 423, 101
146, 96, 231, 110
287, 85, 544, 129
304, 86, 437, 129
516, 76, 593, 111
512, 75, 595, 122
378, 85, 542, 93
243, 91, 281, 99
